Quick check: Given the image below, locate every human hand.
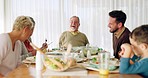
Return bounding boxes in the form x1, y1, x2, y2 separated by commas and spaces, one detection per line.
119, 43, 132, 58
42, 43, 48, 49
40, 43, 48, 53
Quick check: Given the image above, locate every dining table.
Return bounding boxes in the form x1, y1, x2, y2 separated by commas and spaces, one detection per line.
6, 64, 143, 78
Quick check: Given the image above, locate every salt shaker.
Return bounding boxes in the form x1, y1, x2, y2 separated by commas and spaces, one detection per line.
36, 51, 43, 70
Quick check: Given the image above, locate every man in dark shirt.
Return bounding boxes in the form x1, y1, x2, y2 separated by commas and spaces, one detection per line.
108, 10, 131, 59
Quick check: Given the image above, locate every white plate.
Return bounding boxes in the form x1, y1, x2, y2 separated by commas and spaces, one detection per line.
81, 63, 119, 73
45, 52, 63, 55
22, 56, 35, 64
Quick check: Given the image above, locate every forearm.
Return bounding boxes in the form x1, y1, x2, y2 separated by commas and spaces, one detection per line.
120, 58, 130, 74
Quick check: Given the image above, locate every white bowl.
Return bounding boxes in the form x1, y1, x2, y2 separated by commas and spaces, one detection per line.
42, 53, 76, 72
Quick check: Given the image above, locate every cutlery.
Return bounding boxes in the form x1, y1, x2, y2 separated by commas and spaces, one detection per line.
48, 42, 53, 45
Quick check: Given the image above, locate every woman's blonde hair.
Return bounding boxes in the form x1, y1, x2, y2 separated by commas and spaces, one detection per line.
12, 16, 35, 31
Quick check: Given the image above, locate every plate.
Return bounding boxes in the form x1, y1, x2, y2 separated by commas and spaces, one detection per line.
76, 58, 87, 63
81, 63, 119, 73
45, 52, 63, 55
90, 56, 120, 66
22, 56, 36, 64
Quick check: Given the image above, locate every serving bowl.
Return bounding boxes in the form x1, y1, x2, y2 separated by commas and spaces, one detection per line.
42, 52, 76, 72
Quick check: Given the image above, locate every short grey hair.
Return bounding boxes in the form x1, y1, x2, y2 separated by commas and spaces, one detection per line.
70, 16, 80, 23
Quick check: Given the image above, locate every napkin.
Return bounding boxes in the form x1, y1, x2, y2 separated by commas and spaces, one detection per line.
43, 67, 88, 76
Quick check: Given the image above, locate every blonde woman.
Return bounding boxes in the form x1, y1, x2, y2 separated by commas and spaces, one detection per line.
0, 16, 35, 77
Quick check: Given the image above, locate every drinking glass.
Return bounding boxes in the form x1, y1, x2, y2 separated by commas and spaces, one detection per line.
98, 52, 110, 75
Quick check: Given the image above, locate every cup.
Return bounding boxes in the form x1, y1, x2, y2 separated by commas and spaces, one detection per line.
98, 52, 110, 75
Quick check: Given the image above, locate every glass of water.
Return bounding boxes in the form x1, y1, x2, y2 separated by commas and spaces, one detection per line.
98, 51, 110, 75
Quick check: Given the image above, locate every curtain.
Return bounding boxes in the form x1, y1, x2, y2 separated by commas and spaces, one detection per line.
3, 0, 148, 56
0, 0, 4, 33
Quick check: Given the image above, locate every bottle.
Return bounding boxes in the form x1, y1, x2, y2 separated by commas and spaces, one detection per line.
36, 51, 43, 70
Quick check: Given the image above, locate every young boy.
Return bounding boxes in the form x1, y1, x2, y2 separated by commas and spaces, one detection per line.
119, 25, 148, 77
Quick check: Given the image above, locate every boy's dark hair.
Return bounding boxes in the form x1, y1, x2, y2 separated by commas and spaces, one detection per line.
109, 10, 126, 26
130, 25, 148, 44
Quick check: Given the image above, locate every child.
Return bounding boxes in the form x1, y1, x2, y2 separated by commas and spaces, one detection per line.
119, 25, 148, 77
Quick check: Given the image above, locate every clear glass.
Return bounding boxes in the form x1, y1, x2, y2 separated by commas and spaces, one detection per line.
98, 52, 110, 75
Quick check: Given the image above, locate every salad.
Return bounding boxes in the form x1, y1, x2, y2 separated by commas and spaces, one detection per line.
43, 55, 76, 71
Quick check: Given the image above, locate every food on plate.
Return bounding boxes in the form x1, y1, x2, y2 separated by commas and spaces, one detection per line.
22, 56, 36, 64
97, 48, 103, 52
44, 57, 65, 70
91, 56, 99, 64
26, 56, 35, 61
91, 57, 99, 64
43, 55, 76, 71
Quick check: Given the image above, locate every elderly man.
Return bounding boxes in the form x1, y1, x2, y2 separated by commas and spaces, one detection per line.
108, 10, 131, 59
59, 16, 89, 48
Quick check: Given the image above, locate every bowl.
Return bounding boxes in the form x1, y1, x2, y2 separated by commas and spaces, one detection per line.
81, 47, 98, 56
71, 46, 85, 53
109, 58, 119, 66
42, 53, 76, 72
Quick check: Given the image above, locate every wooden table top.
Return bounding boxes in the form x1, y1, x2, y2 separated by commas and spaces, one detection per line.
6, 64, 143, 78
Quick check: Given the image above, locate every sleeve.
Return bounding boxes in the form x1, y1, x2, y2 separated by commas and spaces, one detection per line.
83, 33, 89, 45
59, 32, 65, 48
120, 57, 148, 74
85, 34, 89, 45
21, 42, 32, 61
0, 47, 4, 64
130, 55, 140, 62
0, 35, 11, 76
0, 36, 8, 65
